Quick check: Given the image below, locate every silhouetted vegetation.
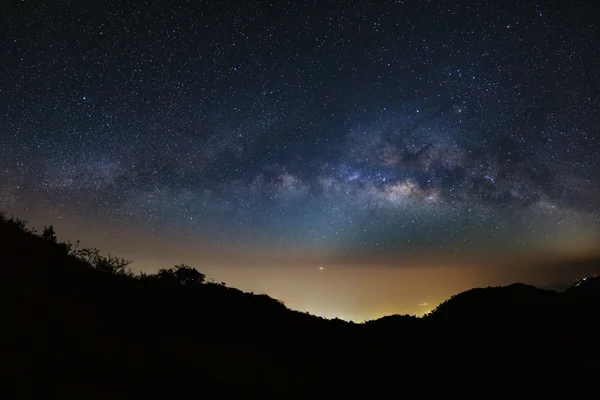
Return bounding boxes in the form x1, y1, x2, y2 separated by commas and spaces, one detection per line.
1, 211, 599, 398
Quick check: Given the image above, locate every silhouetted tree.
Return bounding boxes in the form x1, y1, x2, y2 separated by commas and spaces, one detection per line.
71, 246, 101, 265
67, 242, 132, 276
94, 254, 133, 276
5, 215, 35, 235
42, 225, 57, 242
157, 264, 205, 286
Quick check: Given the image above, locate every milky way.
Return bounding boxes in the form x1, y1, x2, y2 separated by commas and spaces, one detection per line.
2, 1, 599, 319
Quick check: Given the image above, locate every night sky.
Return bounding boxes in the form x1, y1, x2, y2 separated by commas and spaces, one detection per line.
2, 0, 599, 321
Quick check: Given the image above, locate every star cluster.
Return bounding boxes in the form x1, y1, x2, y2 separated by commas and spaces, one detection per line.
2, 0, 599, 319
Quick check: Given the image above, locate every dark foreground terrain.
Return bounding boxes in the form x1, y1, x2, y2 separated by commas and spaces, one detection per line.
1, 212, 599, 398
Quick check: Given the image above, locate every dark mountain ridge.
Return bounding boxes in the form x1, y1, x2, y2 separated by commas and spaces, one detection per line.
565, 276, 600, 297
1, 212, 599, 398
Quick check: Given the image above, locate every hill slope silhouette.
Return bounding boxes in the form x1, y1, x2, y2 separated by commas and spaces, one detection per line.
1, 211, 600, 398
565, 276, 600, 298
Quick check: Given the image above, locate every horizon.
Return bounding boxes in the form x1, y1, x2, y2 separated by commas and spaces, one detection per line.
3, 209, 599, 322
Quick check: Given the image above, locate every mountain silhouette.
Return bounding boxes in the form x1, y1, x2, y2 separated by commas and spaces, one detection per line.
1, 211, 600, 398
429, 283, 564, 323
565, 276, 600, 298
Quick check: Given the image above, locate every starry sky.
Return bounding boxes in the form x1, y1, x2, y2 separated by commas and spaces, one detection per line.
2, 0, 600, 321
